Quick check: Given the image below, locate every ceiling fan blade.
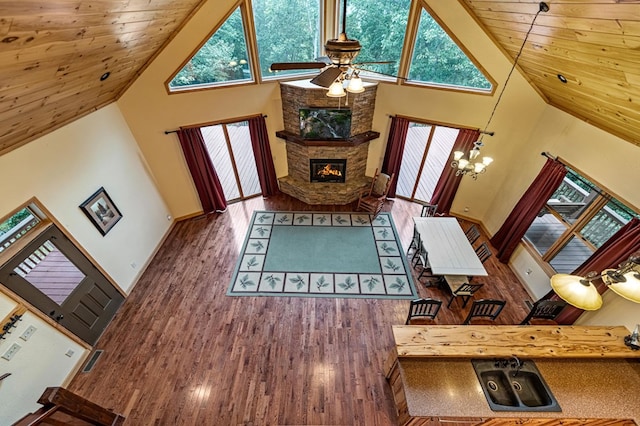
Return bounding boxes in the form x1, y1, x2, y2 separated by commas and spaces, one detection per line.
310, 67, 344, 88
270, 62, 327, 71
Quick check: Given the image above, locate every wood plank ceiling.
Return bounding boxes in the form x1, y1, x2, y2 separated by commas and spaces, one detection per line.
462, 0, 640, 148
1, 0, 640, 156
0, 0, 205, 155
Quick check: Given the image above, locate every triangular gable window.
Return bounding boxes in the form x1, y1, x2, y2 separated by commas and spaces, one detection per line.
168, 6, 252, 90
408, 7, 492, 91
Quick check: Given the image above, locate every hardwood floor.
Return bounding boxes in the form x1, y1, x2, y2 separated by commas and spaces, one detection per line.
67, 194, 534, 425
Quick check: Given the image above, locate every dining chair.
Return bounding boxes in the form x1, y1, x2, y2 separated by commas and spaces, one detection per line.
463, 299, 506, 324
407, 224, 421, 260
519, 300, 567, 325
475, 242, 492, 264
447, 283, 484, 308
420, 203, 438, 217
465, 224, 481, 245
405, 298, 442, 325
414, 241, 438, 283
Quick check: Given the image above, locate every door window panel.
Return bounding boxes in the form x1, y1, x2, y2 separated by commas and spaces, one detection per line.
396, 122, 458, 203
15, 240, 85, 305
201, 121, 261, 202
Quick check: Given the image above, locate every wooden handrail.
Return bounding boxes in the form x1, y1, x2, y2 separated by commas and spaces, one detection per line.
13, 387, 125, 426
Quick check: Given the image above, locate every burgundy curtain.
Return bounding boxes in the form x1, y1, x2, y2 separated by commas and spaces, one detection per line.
490, 158, 567, 263
248, 116, 280, 197
177, 127, 227, 214
381, 116, 409, 198
430, 129, 479, 215
551, 217, 640, 324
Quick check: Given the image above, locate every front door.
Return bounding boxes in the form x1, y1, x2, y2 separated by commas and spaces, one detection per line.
0, 224, 124, 345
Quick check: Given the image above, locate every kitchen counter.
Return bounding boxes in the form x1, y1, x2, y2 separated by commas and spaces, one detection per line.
397, 357, 640, 420
386, 325, 640, 425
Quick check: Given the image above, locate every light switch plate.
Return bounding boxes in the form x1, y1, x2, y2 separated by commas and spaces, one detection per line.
2, 343, 21, 361
20, 325, 37, 341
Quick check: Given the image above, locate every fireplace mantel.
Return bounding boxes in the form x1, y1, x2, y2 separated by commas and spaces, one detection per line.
275, 130, 380, 147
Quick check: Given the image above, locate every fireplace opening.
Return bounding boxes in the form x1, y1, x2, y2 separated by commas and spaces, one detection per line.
310, 159, 347, 183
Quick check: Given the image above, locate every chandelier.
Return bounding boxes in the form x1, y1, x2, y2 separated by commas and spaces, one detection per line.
451, 141, 493, 179
451, 1, 549, 179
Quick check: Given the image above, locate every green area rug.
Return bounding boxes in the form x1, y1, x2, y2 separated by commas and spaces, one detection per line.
228, 211, 417, 299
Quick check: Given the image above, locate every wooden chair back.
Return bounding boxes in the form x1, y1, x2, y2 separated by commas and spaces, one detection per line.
520, 300, 567, 325
465, 224, 481, 245
463, 299, 506, 324
405, 298, 442, 324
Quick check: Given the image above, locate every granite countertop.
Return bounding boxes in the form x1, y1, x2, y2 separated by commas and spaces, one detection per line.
398, 357, 640, 420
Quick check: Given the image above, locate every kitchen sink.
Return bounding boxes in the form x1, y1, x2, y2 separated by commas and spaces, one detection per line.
471, 358, 561, 412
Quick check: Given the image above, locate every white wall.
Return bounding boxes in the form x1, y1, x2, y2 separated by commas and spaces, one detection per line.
0, 295, 88, 425
0, 104, 173, 293
506, 106, 640, 324
0, 103, 172, 422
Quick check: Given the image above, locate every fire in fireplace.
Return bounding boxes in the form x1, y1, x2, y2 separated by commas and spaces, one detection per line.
309, 159, 347, 183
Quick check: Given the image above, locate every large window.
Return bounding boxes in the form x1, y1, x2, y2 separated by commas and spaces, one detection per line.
340, 0, 411, 79
407, 6, 492, 91
0, 206, 42, 253
253, 0, 321, 79
524, 168, 637, 273
168, 6, 252, 90
167, 0, 494, 93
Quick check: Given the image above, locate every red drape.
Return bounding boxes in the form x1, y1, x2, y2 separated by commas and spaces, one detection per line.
248, 115, 280, 197
381, 116, 409, 198
177, 127, 227, 214
490, 158, 567, 263
551, 217, 640, 324
430, 128, 479, 215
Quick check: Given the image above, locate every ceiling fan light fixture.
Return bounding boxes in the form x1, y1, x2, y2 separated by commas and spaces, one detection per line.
346, 75, 365, 93
326, 81, 346, 97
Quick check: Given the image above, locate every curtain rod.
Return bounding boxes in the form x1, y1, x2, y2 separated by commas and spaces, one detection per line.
387, 114, 492, 134
164, 114, 268, 135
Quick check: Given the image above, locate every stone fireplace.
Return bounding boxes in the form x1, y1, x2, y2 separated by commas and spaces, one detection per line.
276, 80, 379, 205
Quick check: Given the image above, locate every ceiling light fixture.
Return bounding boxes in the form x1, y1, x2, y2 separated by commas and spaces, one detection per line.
550, 251, 640, 311
451, 1, 549, 179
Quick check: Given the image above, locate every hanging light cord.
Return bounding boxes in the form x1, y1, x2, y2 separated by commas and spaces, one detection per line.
480, 2, 549, 139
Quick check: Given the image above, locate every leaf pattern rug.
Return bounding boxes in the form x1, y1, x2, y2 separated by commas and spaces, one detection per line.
228, 211, 417, 299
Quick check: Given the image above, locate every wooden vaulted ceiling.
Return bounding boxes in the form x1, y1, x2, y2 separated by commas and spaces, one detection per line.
0, 0, 206, 155
462, 0, 640, 148
1, 0, 640, 156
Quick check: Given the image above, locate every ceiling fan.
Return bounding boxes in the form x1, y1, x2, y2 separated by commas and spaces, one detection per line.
270, 0, 394, 90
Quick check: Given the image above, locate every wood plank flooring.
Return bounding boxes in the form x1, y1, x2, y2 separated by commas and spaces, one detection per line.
67, 194, 534, 425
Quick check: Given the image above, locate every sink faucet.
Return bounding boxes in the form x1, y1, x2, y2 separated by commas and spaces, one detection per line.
509, 356, 524, 376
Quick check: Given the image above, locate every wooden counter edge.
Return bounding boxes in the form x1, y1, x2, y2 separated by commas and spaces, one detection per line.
391, 325, 640, 359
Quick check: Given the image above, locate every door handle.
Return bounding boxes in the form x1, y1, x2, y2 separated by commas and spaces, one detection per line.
49, 311, 64, 322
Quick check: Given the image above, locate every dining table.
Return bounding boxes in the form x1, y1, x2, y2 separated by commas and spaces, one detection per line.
412, 216, 487, 291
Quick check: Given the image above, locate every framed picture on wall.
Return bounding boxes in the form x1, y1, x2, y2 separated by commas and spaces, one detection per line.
80, 187, 122, 236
